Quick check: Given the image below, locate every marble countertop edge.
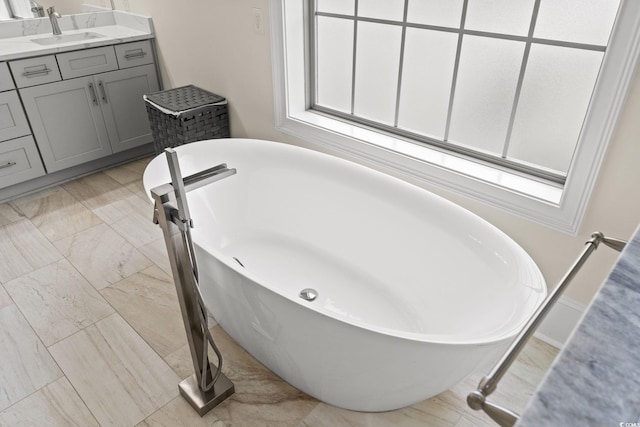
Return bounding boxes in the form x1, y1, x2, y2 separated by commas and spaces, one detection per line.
0, 10, 153, 62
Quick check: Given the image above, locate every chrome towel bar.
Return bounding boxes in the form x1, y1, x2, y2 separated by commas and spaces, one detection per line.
467, 231, 627, 427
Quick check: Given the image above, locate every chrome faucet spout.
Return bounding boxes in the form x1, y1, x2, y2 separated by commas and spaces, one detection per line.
47, 6, 62, 36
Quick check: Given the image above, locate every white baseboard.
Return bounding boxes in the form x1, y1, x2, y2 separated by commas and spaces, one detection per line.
533, 296, 587, 349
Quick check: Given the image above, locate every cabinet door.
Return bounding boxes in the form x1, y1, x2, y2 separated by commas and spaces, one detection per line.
0, 90, 31, 142
0, 62, 15, 92
20, 77, 112, 172
96, 64, 160, 153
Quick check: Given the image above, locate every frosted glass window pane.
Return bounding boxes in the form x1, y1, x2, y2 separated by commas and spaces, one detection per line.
317, 0, 355, 15
448, 36, 525, 154
465, 0, 535, 36
358, 0, 405, 21
7, 0, 32, 18
508, 45, 604, 173
535, 0, 621, 45
316, 17, 354, 113
397, 29, 458, 139
407, 0, 463, 28
0, 2, 10, 20
353, 22, 402, 125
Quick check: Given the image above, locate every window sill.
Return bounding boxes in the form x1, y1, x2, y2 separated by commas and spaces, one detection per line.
291, 109, 563, 203
277, 108, 568, 227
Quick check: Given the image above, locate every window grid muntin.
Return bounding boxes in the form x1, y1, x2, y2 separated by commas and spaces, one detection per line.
501, 0, 542, 158
393, 0, 410, 127
443, 0, 468, 142
310, 2, 612, 184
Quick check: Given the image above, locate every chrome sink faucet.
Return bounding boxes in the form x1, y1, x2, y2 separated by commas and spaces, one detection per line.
30, 0, 45, 17
47, 6, 62, 36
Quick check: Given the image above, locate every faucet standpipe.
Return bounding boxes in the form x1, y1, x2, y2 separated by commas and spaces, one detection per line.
47, 6, 62, 36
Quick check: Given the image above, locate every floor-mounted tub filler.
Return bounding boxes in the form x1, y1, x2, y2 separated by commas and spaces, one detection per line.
143, 138, 547, 413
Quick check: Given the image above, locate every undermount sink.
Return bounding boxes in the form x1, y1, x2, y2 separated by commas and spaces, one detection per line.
31, 32, 104, 45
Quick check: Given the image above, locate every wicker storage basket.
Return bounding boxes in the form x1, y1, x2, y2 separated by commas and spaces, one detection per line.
144, 85, 230, 155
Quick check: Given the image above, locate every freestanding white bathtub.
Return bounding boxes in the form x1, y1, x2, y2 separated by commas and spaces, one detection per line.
143, 138, 546, 412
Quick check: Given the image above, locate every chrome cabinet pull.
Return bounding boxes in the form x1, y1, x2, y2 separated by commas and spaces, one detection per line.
124, 50, 147, 60
0, 161, 17, 170
88, 82, 98, 106
98, 81, 107, 103
22, 67, 51, 77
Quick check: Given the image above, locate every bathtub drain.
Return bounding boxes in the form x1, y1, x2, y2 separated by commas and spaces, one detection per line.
299, 288, 318, 302
233, 257, 245, 268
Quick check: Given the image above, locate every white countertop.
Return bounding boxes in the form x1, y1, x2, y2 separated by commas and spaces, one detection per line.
0, 10, 154, 61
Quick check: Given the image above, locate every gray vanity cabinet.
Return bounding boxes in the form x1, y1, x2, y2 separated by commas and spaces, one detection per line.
20, 76, 113, 173
0, 61, 46, 188
19, 57, 159, 172
98, 64, 159, 153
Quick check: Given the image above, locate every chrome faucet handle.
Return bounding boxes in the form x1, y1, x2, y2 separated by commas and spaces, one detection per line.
30, 0, 45, 17
47, 6, 60, 17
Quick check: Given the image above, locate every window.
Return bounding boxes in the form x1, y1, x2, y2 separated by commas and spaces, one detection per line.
3, 0, 37, 19
270, 0, 640, 234
1, 0, 12, 20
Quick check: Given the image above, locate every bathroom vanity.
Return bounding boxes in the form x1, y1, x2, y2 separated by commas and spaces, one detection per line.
0, 9, 159, 201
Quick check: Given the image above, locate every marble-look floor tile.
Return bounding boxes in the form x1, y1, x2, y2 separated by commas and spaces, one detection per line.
49, 313, 180, 427
126, 178, 151, 202
10, 186, 102, 241
62, 171, 138, 211
299, 392, 466, 427
205, 326, 318, 427
0, 202, 23, 225
139, 237, 172, 276
91, 192, 154, 225
55, 223, 153, 290
0, 219, 63, 283
0, 304, 62, 412
104, 161, 144, 185
163, 343, 196, 381
104, 156, 153, 185
0, 285, 11, 309
0, 377, 100, 427
5, 259, 114, 346
127, 156, 154, 173
101, 265, 187, 357
449, 337, 557, 418
135, 396, 227, 427
111, 207, 164, 248
454, 415, 494, 427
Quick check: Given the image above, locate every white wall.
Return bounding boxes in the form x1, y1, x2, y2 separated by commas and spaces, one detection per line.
78, 0, 640, 309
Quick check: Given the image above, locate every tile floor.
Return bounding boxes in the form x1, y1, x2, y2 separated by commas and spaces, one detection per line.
0, 156, 559, 427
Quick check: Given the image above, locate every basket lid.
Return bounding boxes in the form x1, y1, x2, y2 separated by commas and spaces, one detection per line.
144, 85, 226, 115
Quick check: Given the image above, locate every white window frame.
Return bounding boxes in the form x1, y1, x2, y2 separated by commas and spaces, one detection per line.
269, 0, 640, 235
6, 0, 32, 18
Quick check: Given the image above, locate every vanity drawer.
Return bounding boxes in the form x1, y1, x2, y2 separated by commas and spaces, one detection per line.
0, 136, 46, 189
0, 90, 30, 142
115, 40, 154, 69
9, 56, 62, 88
57, 46, 118, 79
0, 63, 14, 92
